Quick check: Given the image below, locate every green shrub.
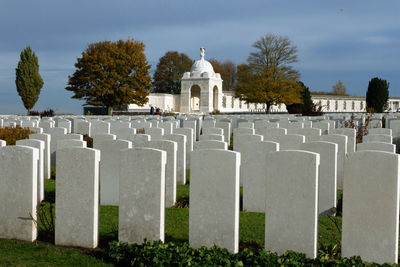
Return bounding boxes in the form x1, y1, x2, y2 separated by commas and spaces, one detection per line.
0, 126, 33, 145
105, 240, 371, 266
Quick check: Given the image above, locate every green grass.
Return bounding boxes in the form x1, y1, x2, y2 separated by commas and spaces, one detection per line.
1, 177, 345, 265
0, 239, 111, 266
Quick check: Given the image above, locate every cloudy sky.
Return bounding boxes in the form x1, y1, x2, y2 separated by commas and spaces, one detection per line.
0, 0, 399, 114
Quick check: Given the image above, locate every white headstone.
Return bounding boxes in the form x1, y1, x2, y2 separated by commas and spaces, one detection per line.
98, 140, 132, 205
342, 151, 399, 264
357, 142, 396, 153
189, 149, 240, 253
145, 140, 177, 207
92, 134, 116, 149
173, 127, 194, 168
331, 128, 356, 153
119, 148, 166, 244
29, 133, 51, 179
116, 127, 136, 140
145, 127, 164, 140
363, 134, 392, 144
16, 139, 45, 202
320, 134, 348, 189
0, 146, 38, 241
301, 141, 338, 215
164, 134, 186, 185
242, 141, 279, 212
265, 150, 319, 259
55, 147, 100, 248
91, 120, 110, 135
215, 121, 231, 146
194, 140, 227, 150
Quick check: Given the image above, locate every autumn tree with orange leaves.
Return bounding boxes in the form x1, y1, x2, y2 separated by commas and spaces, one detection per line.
234, 34, 302, 113
66, 39, 151, 114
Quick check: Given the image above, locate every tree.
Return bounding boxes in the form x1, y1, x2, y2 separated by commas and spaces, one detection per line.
153, 51, 192, 94
286, 82, 322, 116
15, 46, 44, 115
332, 80, 347, 95
248, 33, 300, 80
66, 39, 151, 115
366, 77, 389, 113
209, 59, 236, 91
234, 34, 302, 113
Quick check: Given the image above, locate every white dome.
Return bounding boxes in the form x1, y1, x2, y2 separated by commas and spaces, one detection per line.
189, 47, 216, 78
190, 58, 215, 76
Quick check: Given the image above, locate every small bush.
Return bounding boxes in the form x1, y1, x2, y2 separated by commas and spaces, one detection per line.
105, 240, 371, 266
29, 109, 55, 118
0, 126, 34, 145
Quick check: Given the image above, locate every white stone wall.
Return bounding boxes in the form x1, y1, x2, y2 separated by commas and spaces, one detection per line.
126, 93, 399, 114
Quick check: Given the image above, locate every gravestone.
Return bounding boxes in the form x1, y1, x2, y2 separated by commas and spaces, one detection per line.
98, 140, 132, 205
202, 127, 223, 136
159, 122, 174, 135
57, 139, 87, 149
75, 121, 91, 136
189, 149, 240, 253
320, 134, 348, 189
116, 127, 136, 140
357, 142, 396, 153
173, 127, 194, 168
274, 134, 305, 150
164, 134, 186, 185
57, 119, 72, 133
16, 139, 45, 202
265, 150, 319, 259
29, 133, 51, 179
48, 127, 67, 166
331, 128, 356, 153
0, 146, 38, 241
363, 134, 392, 144
199, 134, 224, 142
242, 141, 279, 212
119, 148, 166, 244
92, 134, 116, 149
130, 134, 151, 147
183, 120, 197, 141
91, 120, 110, 135
368, 128, 392, 136
110, 121, 131, 135
301, 141, 338, 215
342, 151, 399, 264
194, 140, 227, 150
145, 140, 177, 207
145, 127, 164, 140
215, 121, 231, 146
287, 128, 322, 143
55, 147, 100, 248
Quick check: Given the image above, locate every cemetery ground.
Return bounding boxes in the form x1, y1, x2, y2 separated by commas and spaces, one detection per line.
0, 169, 352, 266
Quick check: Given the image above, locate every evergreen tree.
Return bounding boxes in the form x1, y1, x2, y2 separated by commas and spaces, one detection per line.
287, 82, 322, 116
366, 77, 389, 113
15, 46, 44, 115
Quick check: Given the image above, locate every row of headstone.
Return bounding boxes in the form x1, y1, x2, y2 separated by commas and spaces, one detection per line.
1, 145, 398, 263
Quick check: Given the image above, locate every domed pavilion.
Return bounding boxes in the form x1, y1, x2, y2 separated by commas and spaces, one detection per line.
180, 47, 223, 113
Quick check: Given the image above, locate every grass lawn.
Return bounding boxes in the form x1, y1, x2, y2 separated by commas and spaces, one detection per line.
0, 176, 344, 265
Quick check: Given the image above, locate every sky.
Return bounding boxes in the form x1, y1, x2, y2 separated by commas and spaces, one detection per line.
0, 0, 399, 115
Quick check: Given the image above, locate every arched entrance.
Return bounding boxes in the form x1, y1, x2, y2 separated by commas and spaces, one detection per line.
213, 86, 218, 111
190, 85, 201, 111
